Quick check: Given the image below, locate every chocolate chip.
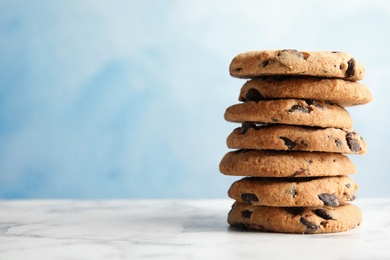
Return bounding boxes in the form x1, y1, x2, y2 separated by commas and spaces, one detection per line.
300, 217, 319, 233
280, 137, 297, 150
305, 100, 315, 106
345, 183, 351, 188
292, 168, 307, 177
335, 139, 342, 147
242, 210, 253, 218
234, 67, 242, 72
261, 60, 269, 68
313, 209, 333, 220
331, 51, 340, 53
241, 193, 259, 203
245, 88, 264, 102
291, 188, 297, 198
288, 104, 311, 113
307, 159, 313, 165
240, 122, 255, 135
271, 118, 279, 122
300, 140, 309, 147
305, 100, 323, 110
345, 58, 356, 78
346, 132, 361, 153
318, 193, 339, 207
240, 122, 252, 135
279, 49, 304, 59
284, 207, 304, 215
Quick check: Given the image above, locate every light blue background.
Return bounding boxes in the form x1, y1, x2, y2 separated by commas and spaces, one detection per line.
0, 1, 388, 199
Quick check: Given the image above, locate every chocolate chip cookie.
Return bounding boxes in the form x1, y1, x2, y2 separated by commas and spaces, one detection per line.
224, 99, 353, 128
219, 150, 356, 177
228, 176, 357, 207
228, 202, 362, 234
226, 123, 367, 154
229, 49, 365, 81
240, 77, 372, 106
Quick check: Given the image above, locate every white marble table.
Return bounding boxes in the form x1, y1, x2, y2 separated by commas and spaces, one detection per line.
1, 199, 389, 260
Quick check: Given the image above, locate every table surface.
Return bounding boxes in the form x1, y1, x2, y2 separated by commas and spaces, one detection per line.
1, 199, 390, 260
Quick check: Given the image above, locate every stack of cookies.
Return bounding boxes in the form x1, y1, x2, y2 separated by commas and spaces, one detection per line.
219, 49, 372, 234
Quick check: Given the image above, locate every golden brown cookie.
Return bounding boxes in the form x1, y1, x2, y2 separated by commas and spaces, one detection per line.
228, 202, 362, 234
226, 123, 367, 154
219, 150, 356, 177
228, 176, 357, 207
224, 99, 353, 128
240, 77, 372, 106
229, 49, 365, 81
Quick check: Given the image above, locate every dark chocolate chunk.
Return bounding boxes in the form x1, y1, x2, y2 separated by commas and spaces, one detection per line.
292, 168, 307, 177
307, 159, 313, 165
345, 183, 351, 188
292, 188, 297, 198
241, 210, 253, 218
300, 217, 319, 233
241, 193, 259, 203
345, 58, 356, 78
300, 140, 309, 147
240, 122, 266, 135
234, 67, 242, 72
331, 51, 340, 53
346, 132, 361, 153
245, 88, 264, 102
280, 137, 297, 150
335, 139, 342, 147
240, 122, 254, 135
288, 104, 311, 113
279, 49, 304, 59
271, 118, 279, 122
305, 100, 315, 106
344, 193, 357, 201
261, 60, 269, 68
284, 207, 304, 216
305, 100, 323, 110
318, 193, 339, 207
313, 209, 333, 220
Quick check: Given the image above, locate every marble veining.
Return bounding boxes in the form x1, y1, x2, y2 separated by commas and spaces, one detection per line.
1, 199, 390, 260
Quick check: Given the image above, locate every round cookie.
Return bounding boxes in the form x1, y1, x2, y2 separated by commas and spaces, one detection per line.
228, 176, 357, 207
229, 49, 365, 80
219, 150, 356, 177
228, 202, 362, 234
224, 99, 353, 128
226, 123, 367, 154
239, 77, 372, 106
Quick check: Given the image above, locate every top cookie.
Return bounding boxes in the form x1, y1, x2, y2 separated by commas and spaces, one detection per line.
229, 49, 365, 81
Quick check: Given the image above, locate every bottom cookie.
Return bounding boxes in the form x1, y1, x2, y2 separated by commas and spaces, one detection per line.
228, 202, 362, 234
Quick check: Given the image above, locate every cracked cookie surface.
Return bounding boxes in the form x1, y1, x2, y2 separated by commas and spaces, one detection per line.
229, 49, 365, 80
228, 202, 362, 234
